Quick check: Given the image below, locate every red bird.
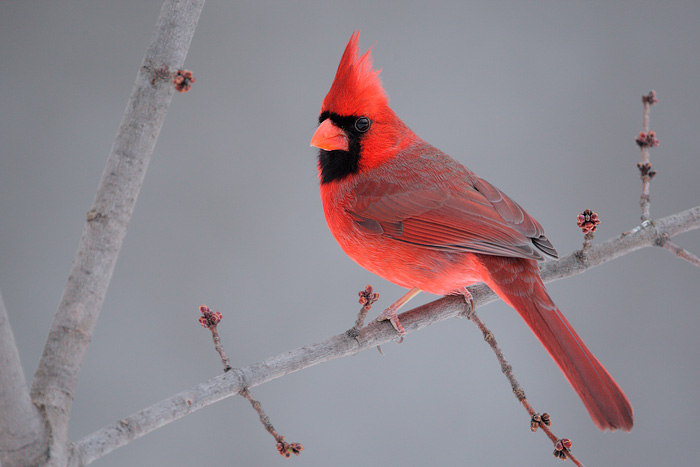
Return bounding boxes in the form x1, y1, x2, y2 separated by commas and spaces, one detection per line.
310, 32, 633, 431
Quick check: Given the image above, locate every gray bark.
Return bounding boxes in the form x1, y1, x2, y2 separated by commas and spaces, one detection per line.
0, 291, 47, 467
70, 206, 700, 466
7, 1, 206, 466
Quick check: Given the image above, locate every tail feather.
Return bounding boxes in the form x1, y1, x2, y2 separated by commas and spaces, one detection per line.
482, 256, 633, 431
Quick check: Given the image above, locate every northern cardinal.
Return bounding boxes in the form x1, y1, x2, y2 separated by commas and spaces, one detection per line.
310, 31, 633, 431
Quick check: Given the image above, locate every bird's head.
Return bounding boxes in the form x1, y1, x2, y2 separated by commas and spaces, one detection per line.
311, 31, 412, 184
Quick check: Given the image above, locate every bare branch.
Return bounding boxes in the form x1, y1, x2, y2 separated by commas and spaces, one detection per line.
28, 0, 205, 464
540, 206, 700, 283
198, 305, 231, 371
469, 309, 583, 466
239, 389, 304, 459
636, 91, 659, 221
659, 239, 700, 268
70, 205, 700, 466
0, 291, 47, 467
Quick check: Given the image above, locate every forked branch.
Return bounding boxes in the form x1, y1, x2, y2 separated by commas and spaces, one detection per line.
70, 205, 699, 466
18, 1, 206, 465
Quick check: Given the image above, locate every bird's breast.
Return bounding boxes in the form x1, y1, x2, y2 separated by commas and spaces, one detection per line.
320, 182, 486, 295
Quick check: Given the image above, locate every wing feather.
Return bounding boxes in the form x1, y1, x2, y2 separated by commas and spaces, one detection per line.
347, 156, 558, 261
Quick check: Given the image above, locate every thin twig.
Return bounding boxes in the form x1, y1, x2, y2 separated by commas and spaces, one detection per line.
198, 305, 231, 371
211, 326, 232, 371
636, 91, 659, 221
348, 285, 379, 337
469, 310, 525, 401
240, 389, 303, 458
70, 207, 700, 466
198, 305, 301, 457
640, 95, 652, 219
581, 232, 594, 255
468, 311, 583, 466
349, 285, 383, 352
660, 239, 700, 268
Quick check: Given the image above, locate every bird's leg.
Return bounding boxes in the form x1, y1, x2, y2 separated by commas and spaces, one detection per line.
376, 287, 422, 342
459, 288, 475, 319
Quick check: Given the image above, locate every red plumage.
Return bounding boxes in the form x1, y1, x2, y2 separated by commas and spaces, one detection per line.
311, 31, 633, 431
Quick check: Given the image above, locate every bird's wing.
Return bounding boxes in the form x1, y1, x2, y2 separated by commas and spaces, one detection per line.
348, 174, 558, 261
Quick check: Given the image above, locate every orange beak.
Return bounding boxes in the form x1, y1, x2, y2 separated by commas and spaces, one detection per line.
310, 119, 349, 151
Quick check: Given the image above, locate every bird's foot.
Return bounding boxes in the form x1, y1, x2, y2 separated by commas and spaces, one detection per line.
374, 287, 421, 343
376, 305, 406, 343
459, 288, 475, 319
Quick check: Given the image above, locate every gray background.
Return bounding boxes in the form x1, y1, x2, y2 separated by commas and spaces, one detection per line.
2, 1, 699, 466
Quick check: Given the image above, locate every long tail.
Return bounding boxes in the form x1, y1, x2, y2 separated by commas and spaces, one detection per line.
480, 255, 633, 431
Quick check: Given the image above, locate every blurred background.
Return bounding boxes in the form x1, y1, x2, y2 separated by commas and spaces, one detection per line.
2, 1, 699, 465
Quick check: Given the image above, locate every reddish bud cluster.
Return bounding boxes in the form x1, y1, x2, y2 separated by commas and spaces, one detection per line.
553, 438, 573, 460
358, 285, 380, 309
276, 438, 304, 458
530, 412, 551, 432
577, 209, 600, 234
637, 161, 657, 179
198, 305, 222, 328
635, 130, 659, 148
642, 90, 658, 105
174, 69, 195, 93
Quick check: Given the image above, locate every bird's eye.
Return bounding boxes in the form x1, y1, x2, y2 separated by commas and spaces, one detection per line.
354, 117, 371, 133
